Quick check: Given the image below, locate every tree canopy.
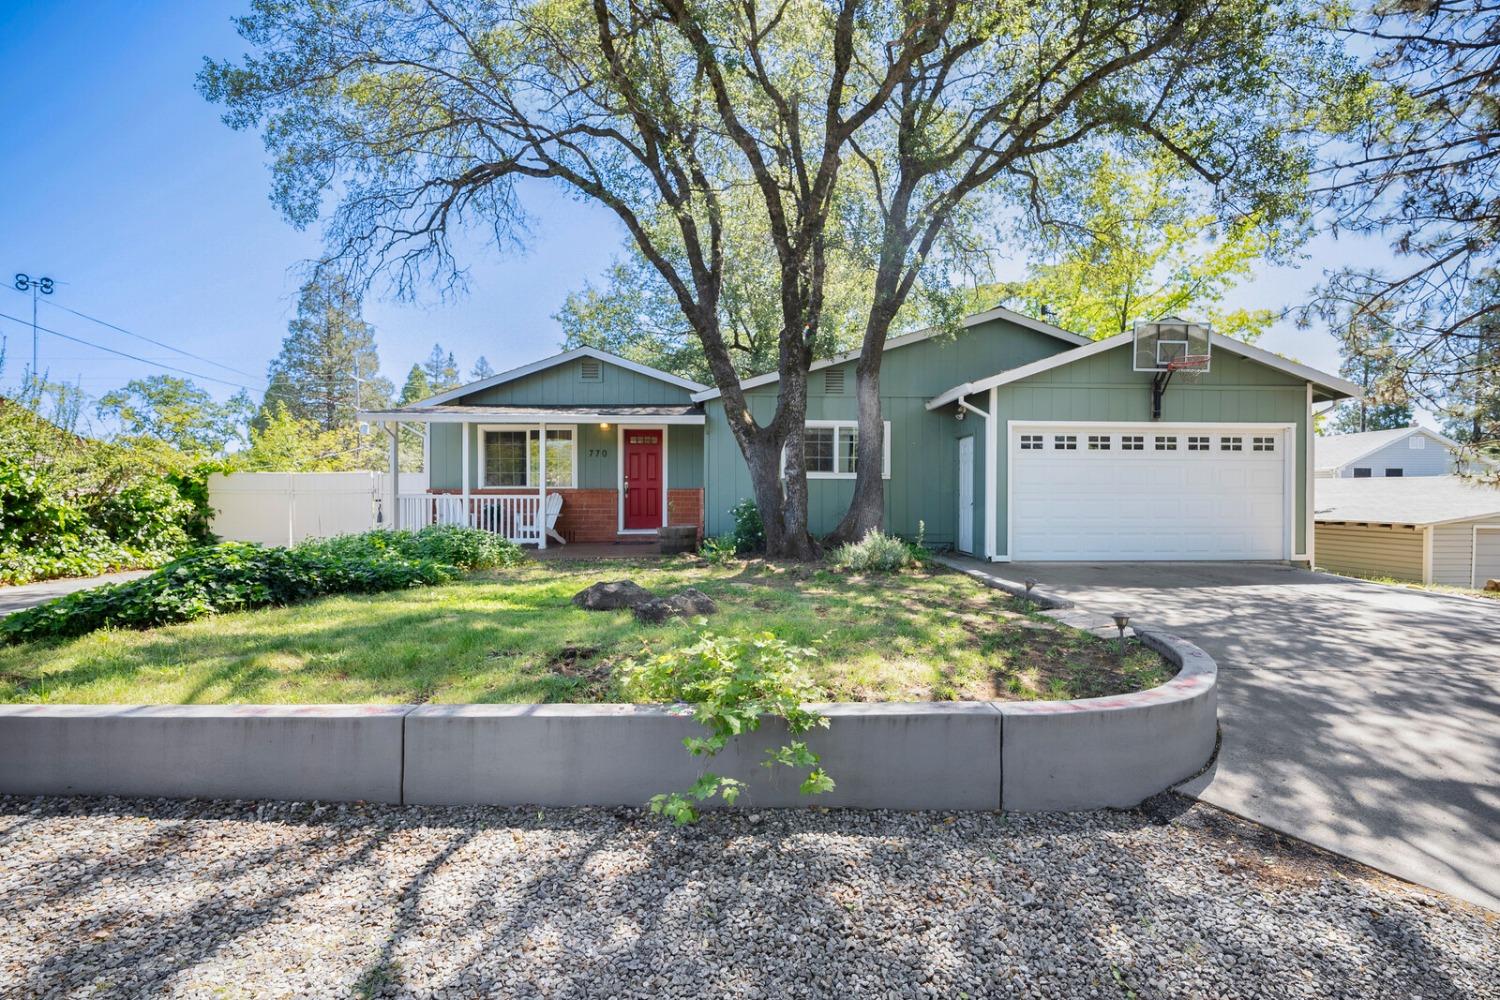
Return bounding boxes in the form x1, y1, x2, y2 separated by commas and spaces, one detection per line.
260, 276, 391, 434
97, 375, 253, 455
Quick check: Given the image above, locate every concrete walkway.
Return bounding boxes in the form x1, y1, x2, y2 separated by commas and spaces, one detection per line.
0, 570, 151, 617
948, 557, 1500, 912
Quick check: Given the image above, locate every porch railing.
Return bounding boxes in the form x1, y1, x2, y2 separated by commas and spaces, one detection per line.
396, 494, 543, 544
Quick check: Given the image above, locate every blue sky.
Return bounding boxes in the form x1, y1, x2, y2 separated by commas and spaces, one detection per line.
0, 1, 1395, 425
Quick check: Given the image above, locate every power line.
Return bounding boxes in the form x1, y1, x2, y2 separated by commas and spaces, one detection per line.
2, 282, 265, 381
0, 310, 266, 392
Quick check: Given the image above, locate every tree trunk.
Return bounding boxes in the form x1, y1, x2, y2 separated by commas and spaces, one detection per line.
826, 356, 887, 544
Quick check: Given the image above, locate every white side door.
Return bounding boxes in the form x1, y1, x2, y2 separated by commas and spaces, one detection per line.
957, 435, 974, 554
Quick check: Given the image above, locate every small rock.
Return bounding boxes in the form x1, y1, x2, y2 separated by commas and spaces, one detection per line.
632, 588, 719, 624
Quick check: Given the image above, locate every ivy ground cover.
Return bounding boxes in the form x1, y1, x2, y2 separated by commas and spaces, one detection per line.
0, 559, 1168, 706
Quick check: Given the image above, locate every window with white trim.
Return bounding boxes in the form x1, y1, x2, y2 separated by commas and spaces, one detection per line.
789, 421, 890, 478
1155, 435, 1178, 451
1252, 436, 1276, 452
1054, 434, 1077, 450
1121, 435, 1144, 451
1020, 434, 1043, 450
1220, 436, 1244, 452
1088, 434, 1111, 451
481, 427, 576, 488
1187, 435, 1210, 452
1408, 436, 1425, 450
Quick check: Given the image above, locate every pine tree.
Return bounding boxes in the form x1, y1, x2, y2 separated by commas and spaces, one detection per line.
258, 277, 392, 432
470, 355, 494, 380
1328, 306, 1413, 434
421, 344, 460, 392
399, 364, 431, 405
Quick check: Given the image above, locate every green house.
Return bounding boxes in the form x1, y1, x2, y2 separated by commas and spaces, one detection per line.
361, 307, 1357, 561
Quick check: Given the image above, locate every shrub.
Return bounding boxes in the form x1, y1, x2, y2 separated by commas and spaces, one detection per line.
728, 497, 764, 554
699, 534, 738, 567
618, 631, 833, 824
96, 478, 196, 555
828, 530, 921, 573
1, 525, 519, 644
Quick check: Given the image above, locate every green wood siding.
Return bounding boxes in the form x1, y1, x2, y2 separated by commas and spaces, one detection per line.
457, 357, 694, 406
422, 356, 703, 492
991, 345, 1311, 554
703, 318, 1065, 544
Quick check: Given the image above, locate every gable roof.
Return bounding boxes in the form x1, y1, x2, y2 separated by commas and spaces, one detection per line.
1315, 475, 1500, 526
688, 306, 1091, 403
925, 331, 1362, 410
1314, 426, 1461, 472
416, 346, 707, 407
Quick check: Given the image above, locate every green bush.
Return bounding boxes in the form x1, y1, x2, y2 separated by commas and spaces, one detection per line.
699, 534, 738, 566
728, 497, 765, 554
618, 631, 833, 824
1, 525, 522, 644
828, 530, 921, 573
95, 478, 196, 555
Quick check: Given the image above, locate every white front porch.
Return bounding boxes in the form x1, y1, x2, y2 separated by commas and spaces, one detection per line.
395, 493, 547, 545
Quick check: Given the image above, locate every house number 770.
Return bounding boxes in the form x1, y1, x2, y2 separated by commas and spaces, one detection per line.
588, 448, 609, 458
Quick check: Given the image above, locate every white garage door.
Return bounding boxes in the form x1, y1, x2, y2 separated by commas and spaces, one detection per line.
1011, 424, 1290, 561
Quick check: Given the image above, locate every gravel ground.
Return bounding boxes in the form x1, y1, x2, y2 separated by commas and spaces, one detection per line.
1, 795, 1494, 999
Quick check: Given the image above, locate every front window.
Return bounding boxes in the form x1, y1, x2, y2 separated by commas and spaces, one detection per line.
788, 421, 890, 478
482, 427, 576, 488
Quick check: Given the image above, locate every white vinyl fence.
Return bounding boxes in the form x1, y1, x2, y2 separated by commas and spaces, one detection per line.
209, 472, 408, 546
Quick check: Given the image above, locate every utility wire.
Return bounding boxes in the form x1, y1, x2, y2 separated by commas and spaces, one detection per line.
3, 282, 265, 381
0, 310, 265, 392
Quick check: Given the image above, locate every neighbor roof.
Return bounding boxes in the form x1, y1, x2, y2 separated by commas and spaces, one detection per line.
688, 305, 1091, 403
925, 331, 1361, 409
357, 403, 705, 424
1314, 426, 1460, 472
416, 346, 707, 407
1314, 475, 1500, 527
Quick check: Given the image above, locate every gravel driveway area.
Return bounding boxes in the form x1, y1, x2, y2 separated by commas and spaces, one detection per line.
2, 796, 1495, 999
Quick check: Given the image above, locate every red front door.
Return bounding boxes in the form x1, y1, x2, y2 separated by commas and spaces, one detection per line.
623, 430, 662, 530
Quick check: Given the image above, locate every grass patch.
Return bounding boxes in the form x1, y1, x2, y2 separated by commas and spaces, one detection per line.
0, 558, 1170, 706
1317, 566, 1500, 600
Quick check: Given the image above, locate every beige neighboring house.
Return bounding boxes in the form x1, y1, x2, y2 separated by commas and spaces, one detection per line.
1314, 425, 1470, 479
1315, 476, 1500, 588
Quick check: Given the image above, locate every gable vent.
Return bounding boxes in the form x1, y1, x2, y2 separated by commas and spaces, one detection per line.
580, 357, 603, 382
823, 369, 846, 393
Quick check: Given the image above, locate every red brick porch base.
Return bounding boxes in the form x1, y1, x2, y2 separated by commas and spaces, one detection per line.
426, 488, 704, 544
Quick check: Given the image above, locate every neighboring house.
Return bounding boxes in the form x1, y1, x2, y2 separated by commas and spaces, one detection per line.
1315, 476, 1500, 588
1315, 426, 1469, 479
361, 306, 1358, 561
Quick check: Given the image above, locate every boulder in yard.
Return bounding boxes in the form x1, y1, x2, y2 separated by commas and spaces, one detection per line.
632, 587, 718, 624
1486, 579, 1500, 592
572, 580, 654, 611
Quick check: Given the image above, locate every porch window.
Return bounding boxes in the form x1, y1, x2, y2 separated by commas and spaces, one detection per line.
481, 427, 576, 488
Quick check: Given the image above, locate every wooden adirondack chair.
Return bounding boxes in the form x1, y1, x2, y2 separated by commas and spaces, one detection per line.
517, 491, 566, 545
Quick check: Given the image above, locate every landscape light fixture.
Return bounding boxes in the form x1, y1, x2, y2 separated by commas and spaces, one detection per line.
1023, 578, 1038, 609
1111, 612, 1130, 655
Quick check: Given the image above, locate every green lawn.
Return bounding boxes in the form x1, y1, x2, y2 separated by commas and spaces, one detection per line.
0, 558, 1168, 705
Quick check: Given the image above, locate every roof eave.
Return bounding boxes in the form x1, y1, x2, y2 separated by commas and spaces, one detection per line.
417, 346, 707, 406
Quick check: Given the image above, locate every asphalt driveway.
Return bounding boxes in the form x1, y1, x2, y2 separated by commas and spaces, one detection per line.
0, 571, 151, 618
991, 561, 1500, 911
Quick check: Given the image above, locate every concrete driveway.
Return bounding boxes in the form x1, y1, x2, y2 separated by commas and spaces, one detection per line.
0, 571, 151, 618
998, 561, 1500, 911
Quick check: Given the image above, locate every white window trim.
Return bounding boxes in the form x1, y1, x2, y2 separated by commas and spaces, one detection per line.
476, 423, 578, 489
783, 420, 892, 479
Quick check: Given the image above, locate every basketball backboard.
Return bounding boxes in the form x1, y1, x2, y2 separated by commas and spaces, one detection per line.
1133, 317, 1211, 373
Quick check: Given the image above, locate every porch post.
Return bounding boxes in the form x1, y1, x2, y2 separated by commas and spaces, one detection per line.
387, 421, 401, 531
537, 421, 548, 549
461, 420, 471, 528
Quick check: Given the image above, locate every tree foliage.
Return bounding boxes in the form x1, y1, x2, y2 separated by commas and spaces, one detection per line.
1315, 0, 1500, 450
987, 152, 1279, 342
260, 276, 391, 433
97, 375, 254, 455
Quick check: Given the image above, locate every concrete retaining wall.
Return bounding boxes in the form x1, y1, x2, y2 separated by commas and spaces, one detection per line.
0, 705, 409, 804
0, 634, 1216, 813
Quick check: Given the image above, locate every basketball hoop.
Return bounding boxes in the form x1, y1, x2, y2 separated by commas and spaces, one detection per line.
1165, 354, 1210, 372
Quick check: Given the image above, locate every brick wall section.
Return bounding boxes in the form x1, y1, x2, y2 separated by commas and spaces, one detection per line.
426, 487, 703, 543
668, 489, 705, 543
